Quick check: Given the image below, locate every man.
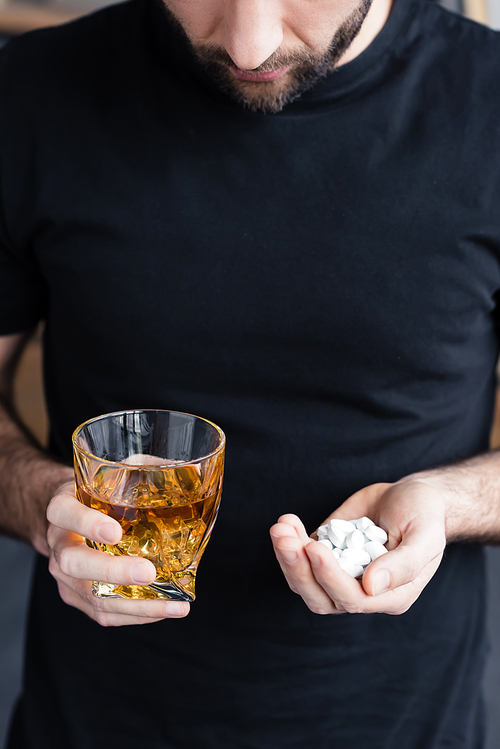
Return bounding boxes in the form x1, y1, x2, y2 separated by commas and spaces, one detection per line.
0, 0, 499, 745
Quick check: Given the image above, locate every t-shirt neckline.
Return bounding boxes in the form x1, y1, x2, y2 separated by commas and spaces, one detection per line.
145, 0, 417, 111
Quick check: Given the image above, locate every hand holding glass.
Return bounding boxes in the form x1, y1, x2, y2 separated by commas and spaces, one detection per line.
72, 410, 225, 601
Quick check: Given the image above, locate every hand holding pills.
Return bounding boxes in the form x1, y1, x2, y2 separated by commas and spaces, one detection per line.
317, 517, 388, 579
270, 479, 447, 616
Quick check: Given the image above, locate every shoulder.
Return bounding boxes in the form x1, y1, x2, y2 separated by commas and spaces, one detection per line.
0, 0, 140, 106
411, 0, 500, 45
1, 0, 138, 56
408, 0, 500, 74
399, 0, 500, 122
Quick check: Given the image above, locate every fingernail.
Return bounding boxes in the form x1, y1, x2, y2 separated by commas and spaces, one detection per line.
280, 550, 298, 564
98, 524, 119, 543
372, 569, 391, 596
131, 564, 154, 584
165, 602, 188, 617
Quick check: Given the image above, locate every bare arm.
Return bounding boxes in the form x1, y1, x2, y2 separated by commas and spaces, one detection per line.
411, 452, 500, 543
270, 447, 500, 616
0, 331, 73, 555
0, 332, 189, 624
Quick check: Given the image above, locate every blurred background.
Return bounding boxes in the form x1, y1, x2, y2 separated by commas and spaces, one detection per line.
1, 0, 500, 746
0, 0, 497, 41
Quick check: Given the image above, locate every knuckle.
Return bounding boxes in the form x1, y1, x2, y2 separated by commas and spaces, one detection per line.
343, 600, 363, 615
94, 611, 113, 627
56, 545, 73, 576
389, 601, 412, 616
80, 585, 96, 609
52, 480, 74, 502
51, 544, 62, 568
404, 555, 418, 582
91, 596, 109, 614
102, 555, 123, 584
46, 484, 78, 525
308, 602, 335, 616
46, 524, 57, 549
45, 497, 59, 524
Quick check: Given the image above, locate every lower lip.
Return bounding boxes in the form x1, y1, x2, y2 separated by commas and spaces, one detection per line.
230, 66, 290, 82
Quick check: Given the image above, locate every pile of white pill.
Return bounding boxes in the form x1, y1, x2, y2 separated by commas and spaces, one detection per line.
317, 517, 388, 578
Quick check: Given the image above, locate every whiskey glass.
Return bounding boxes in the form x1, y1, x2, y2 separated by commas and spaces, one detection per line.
72, 409, 225, 601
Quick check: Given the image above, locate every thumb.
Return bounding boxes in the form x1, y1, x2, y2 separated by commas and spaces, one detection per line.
361, 514, 446, 596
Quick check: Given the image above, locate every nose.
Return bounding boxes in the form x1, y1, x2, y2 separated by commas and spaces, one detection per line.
221, 1, 284, 70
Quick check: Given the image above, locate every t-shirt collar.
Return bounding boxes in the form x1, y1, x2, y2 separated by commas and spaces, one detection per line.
143, 0, 417, 111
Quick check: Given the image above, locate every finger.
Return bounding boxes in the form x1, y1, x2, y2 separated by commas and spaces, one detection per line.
271, 516, 430, 616
276, 514, 311, 544
361, 513, 445, 597
269, 521, 300, 542
304, 541, 415, 614
304, 540, 368, 610
49, 528, 156, 585
47, 492, 122, 545
56, 578, 190, 626
274, 532, 427, 616
270, 529, 337, 615
306, 532, 444, 615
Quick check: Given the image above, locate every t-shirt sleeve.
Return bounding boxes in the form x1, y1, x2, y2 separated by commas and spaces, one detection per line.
0, 231, 47, 335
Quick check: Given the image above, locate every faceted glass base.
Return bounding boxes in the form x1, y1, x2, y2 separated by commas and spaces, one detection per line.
92, 575, 196, 601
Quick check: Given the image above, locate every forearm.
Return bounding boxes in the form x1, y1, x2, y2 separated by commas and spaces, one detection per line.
0, 396, 73, 555
399, 450, 500, 544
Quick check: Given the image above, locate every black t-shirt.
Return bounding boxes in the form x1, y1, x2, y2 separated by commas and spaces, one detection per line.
1, 0, 500, 746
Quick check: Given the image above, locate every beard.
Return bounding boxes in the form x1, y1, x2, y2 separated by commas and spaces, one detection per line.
162, 0, 373, 114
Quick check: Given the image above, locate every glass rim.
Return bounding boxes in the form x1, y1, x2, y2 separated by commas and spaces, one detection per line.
72, 409, 226, 468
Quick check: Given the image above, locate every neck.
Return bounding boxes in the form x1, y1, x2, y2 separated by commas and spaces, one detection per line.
337, 0, 395, 67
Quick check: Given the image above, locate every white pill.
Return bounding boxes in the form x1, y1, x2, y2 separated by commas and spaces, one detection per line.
332, 548, 341, 559
327, 526, 346, 549
318, 538, 334, 551
354, 516, 375, 531
329, 519, 356, 534
346, 529, 365, 549
338, 557, 364, 578
317, 525, 329, 539
364, 540, 388, 561
364, 525, 388, 544
341, 548, 371, 566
